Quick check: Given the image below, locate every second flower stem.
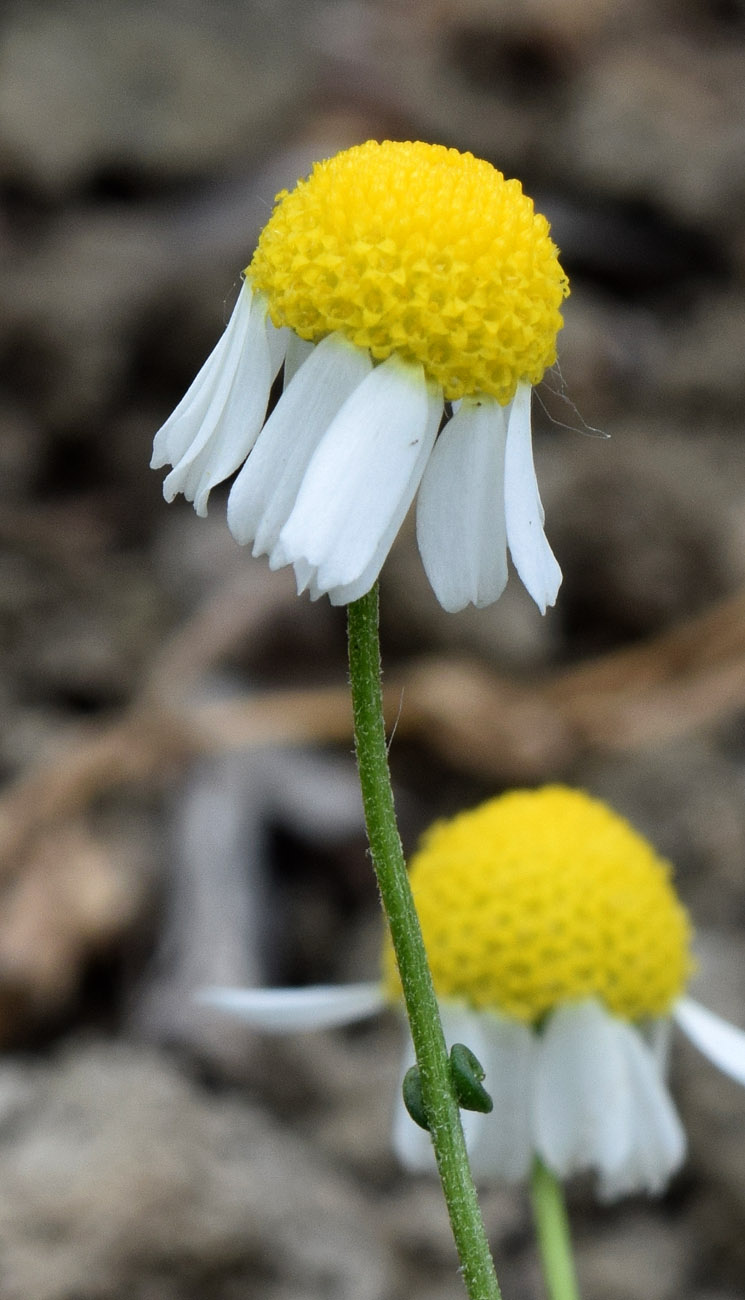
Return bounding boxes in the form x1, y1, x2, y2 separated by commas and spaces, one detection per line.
347, 584, 501, 1300
530, 1158, 581, 1300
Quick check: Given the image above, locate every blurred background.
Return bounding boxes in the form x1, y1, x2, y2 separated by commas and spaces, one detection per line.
1, 0, 745, 1296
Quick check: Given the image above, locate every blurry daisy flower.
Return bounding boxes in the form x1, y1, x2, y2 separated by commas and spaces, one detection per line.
202, 786, 745, 1199
151, 140, 569, 612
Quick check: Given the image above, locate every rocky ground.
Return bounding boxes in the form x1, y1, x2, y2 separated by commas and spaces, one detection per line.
1, 0, 745, 1296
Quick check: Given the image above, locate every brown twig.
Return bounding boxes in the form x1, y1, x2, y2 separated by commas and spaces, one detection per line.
2, 585, 745, 870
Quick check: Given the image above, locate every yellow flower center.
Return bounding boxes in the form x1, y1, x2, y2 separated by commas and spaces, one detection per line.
246, 140, 569, 404
383, 786, 693, 1024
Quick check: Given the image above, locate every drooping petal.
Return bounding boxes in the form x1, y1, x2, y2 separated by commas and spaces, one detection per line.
322, 393, 441, 605
289, 557, 314, 595
189, 303, 287, 516
391, 1030, 434, 1173
416, 398, 509, 613
534, 1000, 685, 1197
641, 1016, 674, 1075
674, 997, 745, 1087
283, 333, 315, 388
198, 982, 385, 1032
151, 283, 253, 471
534, 1001, 633, 1180
266, 316, 292, 377
390, 1002, 535, 1181
162, 289, 287, 516
596, 1022, 686, 1199
278, 355, 440, 597
228, 333, 372, 553
438, 1005, 503, 1176
467, 1010, 535, 1181
503, 381, 562, 613
391, 1003, 490, 1174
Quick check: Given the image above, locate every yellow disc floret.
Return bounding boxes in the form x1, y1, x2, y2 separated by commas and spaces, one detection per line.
246, 140, 569, 404
384, 786, 693, 1024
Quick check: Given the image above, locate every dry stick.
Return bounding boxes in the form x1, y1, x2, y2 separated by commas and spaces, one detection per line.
4, 586, 745, 869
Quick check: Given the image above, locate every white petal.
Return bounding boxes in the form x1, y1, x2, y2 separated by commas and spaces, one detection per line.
391, 1002, 534, 1181
674, 997, 745, 1087
189, 302, 284, 515
283, 333, 315, 388
416, 398, 509, 613
290, 557, 314, 594
323, 395, 441, 605
266, 317, 292, 377
392, 1004, 483, 1174
642, 1016, 674, 1075
278, 355, 441, 596
597, 1023, 686, 1199
424, 1006, 535, 1182
162, 290, 286, 516
392, 1029, 435, 1172
198, 982, 385, 1033
439, 1006, 497, 1176
466, 1010, 535, 1181
151, 284, 253, 470
227, 333, 372, 552
281, 380, 441, 604
534, 1000, 684, 1197
535, 1001, 632, 1178
503, 381, 562, 612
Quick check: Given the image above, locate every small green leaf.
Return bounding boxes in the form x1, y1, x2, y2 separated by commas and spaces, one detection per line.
450, 1043, 493, 1114
402, 1065, 430, 1130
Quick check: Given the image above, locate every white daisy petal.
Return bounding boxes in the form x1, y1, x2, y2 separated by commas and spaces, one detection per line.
535, 1000, 685, 1197
198, 982, 385, 1033
390, 1002, 535, 1181
161, 290, 286, 517
504, 381, 562, 612
436, 1005, 495, 1174
283, 333, 316, 388
429, 1005, 535, 1181
290, 557, 314, 595
596, 1022, 685, 1199
278, 355, 441, 596
323, 394, 441, 604
535, 1000, 635, 1179
189, 302, 286, 516
674, 997, 745, 1087
468, 1011, 535, 1181
152, 284, 253, 471
392, 1030, 434, 1172
416, 398, 509, 613
392, 1003, 489, 1175
151, 285, 250, 469
266, 317, 292, 377
228, 333, 372, 552
642, 1016, 674, 1075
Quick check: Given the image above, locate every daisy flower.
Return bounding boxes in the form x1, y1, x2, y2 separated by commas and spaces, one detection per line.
151, 140, 569, 612
202, 786, 745, 1199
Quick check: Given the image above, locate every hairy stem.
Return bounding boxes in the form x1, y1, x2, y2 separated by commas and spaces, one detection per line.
347, 584, 501, 1300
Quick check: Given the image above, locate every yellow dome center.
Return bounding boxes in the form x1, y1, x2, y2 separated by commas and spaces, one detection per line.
246, 140, 569, 404
384, 786, 692, 1024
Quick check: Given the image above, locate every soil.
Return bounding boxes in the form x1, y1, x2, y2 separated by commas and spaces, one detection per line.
1, 1, 745, 1296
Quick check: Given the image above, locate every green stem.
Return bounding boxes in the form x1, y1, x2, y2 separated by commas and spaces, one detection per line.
347, 584, 501, 1300
530, 1158, 581, 1300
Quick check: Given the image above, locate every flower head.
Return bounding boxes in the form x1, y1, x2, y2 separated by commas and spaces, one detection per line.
249, 141, 566, 405
152, 141, 569, 612
202, 786, 745, 1199
384, 786, 692, 1025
